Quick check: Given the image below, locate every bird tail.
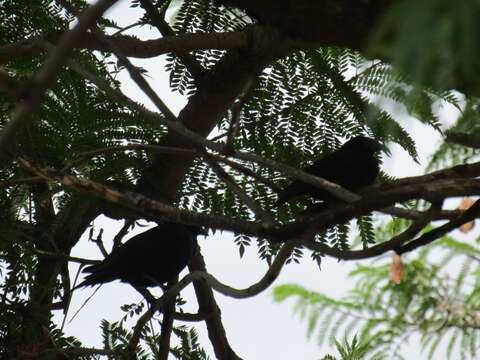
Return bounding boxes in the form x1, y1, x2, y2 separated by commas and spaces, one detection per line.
61, 272, 104, 331
60, 266, 97, 331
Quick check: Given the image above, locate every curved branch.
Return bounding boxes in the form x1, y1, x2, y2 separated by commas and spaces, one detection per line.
128, 242, 294, 352
296, 203, 443, 260
398, 199, 480, 254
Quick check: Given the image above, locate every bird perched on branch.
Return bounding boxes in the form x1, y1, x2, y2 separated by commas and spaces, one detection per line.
213, 0, 393, 43
275, 136, 384, 206
74, 223, 207, 289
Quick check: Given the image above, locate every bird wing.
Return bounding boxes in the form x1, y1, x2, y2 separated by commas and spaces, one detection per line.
78, 224, 196, 288
276, 152, 338, 205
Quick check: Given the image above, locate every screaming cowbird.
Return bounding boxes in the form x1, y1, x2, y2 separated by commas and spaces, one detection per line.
276, 136, 384, 206
213, 1, 392, 43
75, 223, 206, 289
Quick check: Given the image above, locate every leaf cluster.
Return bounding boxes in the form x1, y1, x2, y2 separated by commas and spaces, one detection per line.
274, 229, 480, 360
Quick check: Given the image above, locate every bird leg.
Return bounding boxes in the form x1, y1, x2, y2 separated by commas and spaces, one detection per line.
133, 286, 156, 306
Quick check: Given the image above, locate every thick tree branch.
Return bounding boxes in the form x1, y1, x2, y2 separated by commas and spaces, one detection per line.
446, 131, 480, 149
17, 156, 480, 243
284, 178, 480, 239
187, 251, 241, 360
173, 311, 212, 322
0, 31, 250, 65
17, 156, 274, 236
0, 68, 26, 98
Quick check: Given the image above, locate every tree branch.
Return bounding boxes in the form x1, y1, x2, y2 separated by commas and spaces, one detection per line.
0, 31, 251, 65
446, 131, 480, 149
17, 156, 480, 244
0, 68, 26, 98
203, 152, 275, 223
138, 0, 205, 79
158, 280, 176, 360
223, 77, 256, 154
173, 311, 212, 322
32, 249, 99, 265
128, 243, 294, 356
398, 199, 480, 255
91, 29, 178, 123
0, 0, 119, 160
296, 203, 443, 260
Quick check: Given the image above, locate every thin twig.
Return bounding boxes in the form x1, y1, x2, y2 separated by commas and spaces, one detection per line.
92, 29, 178, 122
33, 249, 99, 265
209, 131, 228, 142
112, 219, 134, 249
62, 144, 195, 171
212, 153, 282, 193
90, 228, 108, 258
224, 77, 256, 154
138, 0, 204, 79
203, 152, 275, 223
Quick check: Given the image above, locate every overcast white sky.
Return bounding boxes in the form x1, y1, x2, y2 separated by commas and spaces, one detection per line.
53, 2, 469, 359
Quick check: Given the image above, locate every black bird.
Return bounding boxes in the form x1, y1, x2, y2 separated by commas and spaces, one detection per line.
276, 136, 384, 206
75, 223, 206, 289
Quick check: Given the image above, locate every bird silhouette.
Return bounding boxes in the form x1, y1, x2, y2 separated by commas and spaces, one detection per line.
276, 136, 384, 206
75, 223, 206, 289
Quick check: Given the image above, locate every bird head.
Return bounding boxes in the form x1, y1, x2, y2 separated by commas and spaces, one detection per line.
185, 225, 209, 237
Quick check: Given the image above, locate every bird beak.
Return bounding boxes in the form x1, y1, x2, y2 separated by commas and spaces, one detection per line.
198, 227, 209, 236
